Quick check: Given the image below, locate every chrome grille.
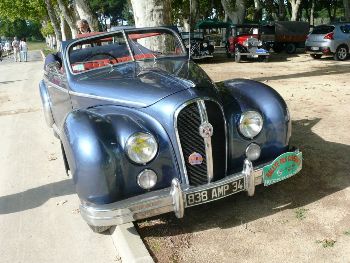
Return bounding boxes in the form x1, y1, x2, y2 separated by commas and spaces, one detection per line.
176, 99, 227, 186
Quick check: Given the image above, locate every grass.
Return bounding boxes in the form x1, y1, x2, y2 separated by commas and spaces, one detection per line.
42, 48, 56, 57
295, 207, 309, 220
27, 41, 47, 51
315, 239, 336, 248
344, 230, 350, 236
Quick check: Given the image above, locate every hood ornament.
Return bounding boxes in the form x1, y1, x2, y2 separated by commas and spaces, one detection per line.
199, 122, 213, 138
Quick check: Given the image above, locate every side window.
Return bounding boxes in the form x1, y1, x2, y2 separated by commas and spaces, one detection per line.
69, 32, 130, 73
340, 24, 350, 34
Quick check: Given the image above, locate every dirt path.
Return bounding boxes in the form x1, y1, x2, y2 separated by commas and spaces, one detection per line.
136, 53, 350, 263
0, 51, 120, 263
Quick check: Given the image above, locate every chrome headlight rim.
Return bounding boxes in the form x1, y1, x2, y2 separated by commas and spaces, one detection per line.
238, 110, 264, 139
125, 132, 158, 165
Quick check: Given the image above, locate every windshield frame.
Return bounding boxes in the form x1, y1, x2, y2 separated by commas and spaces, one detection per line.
65, 27, 187, 76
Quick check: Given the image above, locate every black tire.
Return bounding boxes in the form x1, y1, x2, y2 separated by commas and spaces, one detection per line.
89, 225, 111, 233
235, 50, 241, 63
286, 43, 296, 54
334, 45, 348, 61
273, 43, 283, 53
226, 52, 232, 58
310, 54, 322, 59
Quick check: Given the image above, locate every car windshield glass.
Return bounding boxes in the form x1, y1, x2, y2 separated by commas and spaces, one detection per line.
68, 31, 130, 73
340, 24, 350, 33
311, 25, 334, 34
125, 29, 185, 61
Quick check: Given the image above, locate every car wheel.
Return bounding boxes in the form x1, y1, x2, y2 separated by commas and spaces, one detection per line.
310, 54, 322, 59
226, 52, 232, 58
286, 43, 296, 54
235, 50, 241, 63
273, 43, 283, 53
88, 224, 111, 233
334, 45, 348, 61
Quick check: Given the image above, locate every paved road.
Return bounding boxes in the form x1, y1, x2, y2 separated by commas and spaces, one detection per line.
0, 51, 121, 263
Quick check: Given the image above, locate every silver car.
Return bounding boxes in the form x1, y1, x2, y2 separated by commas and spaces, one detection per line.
305, 23, 350, 61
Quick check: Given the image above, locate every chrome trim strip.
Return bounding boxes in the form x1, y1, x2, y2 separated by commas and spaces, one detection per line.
174, 98, 228, 186
69, 91, 147, 107
197, 100, 213, 183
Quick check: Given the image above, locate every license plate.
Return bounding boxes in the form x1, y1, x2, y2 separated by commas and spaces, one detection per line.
256, 49, 268, 54
185, 178, 245, 207
311, 47, 319, 51
263, 151, 302, 186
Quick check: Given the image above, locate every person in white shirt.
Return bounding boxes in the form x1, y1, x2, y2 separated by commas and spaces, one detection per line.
19, 38, 28, 62
12, 37, 20, 62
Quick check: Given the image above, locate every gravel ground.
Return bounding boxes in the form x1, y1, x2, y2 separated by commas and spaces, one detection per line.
136, 52, 350, 263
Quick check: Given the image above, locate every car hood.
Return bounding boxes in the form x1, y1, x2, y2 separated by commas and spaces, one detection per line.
69, 58, 214, 108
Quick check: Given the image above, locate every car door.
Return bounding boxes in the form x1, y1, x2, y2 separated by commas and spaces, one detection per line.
45, 64, 72, 129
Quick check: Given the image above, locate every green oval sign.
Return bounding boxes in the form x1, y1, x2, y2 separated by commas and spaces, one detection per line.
263, 151, 302, 186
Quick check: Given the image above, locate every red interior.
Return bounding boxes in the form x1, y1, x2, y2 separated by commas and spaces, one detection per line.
72, 53, 155, 72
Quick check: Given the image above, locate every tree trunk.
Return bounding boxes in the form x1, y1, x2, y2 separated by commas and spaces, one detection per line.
309, 0, 315, 25
57, 0, 78, 38
278, 0, 286, 20
44, 0, 62, 50
190, 0, 199, 29
344, 0, 350, 20
289, 0, 302, 21
221, 0, 246, 24
130, 0, 172, 27
73, 0, 99, 31
253, 0, 262, 21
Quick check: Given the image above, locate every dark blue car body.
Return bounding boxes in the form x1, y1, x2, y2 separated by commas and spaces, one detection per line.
39, 27, 301, 232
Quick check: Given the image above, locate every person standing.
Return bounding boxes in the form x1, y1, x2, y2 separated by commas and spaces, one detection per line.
12, 37, 20, 62
20, 38, 28, 62
76, 19, 91, 35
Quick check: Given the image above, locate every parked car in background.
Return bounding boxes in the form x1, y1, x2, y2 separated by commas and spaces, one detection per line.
260, 21, 309, 54
181, 31, 214, 59
40, 27, 302, 233
226, 24, 270, 62
305, 23, 350, 61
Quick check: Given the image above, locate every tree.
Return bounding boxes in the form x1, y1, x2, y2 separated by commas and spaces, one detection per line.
344, 0, 350, 20
130, 0, 172, 27
221, 0, 246, 24
289, 0, 302, 21
73, 0, 99, 31
57, 0, 78, 38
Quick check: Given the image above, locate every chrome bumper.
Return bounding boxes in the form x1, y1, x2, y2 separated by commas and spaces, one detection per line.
80, 153, 301, 227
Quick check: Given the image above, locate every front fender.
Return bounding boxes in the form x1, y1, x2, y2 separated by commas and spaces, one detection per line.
62, 106, 179, 205
218, 79, 291, 172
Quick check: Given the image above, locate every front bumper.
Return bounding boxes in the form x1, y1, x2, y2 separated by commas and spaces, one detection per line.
80, 150, 302, 226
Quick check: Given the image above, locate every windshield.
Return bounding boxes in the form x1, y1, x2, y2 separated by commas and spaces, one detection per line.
68, 28, 185, 74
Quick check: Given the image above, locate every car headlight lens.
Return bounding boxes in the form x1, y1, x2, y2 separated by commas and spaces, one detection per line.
203, 43, 208, 48
238, 111, 263, 139
125, 132, 158, 164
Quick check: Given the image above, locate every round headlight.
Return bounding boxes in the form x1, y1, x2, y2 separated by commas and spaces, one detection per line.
246, 143, 261, 161
125, 132, 158, 164
137, 169, 157, 189
239, 111, 263, 139
203, 43, 208, 48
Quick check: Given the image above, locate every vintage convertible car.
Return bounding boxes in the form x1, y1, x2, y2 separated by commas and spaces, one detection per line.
39, 27, 302, 233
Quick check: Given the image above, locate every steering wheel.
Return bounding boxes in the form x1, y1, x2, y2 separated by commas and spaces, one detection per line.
83, 52, 118, 63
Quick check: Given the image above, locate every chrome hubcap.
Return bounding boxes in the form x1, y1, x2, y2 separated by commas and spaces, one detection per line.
338, 48, 347, 59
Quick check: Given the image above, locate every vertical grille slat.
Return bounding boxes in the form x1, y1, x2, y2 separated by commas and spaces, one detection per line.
176, 100, 227, 187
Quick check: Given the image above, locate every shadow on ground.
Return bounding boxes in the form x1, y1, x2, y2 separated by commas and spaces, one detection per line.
136, 118, 350, 238
0, 179, 75, 214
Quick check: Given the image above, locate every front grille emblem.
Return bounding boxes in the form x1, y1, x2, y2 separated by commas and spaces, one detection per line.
188, 152, 203, 165
199, 122, 213, 138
